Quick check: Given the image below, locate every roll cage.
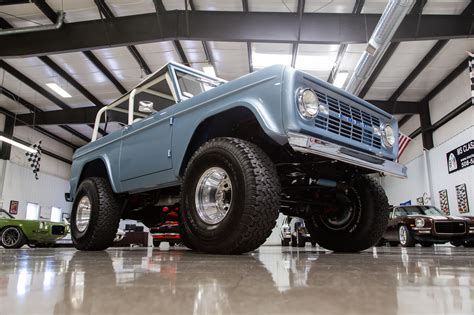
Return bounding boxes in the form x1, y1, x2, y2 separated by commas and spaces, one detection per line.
91, 62, 226, 141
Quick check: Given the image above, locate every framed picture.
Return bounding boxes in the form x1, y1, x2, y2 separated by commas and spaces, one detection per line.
9, 200, 18, 215
438, 189, 450, 215
456, 183, 470, 213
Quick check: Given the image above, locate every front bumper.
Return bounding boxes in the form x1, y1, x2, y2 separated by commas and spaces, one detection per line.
288, 132, 407, 178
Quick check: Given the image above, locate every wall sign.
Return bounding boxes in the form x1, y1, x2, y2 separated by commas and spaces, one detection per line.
447, 140, 474, 174
9, 200, 18, 215
456, 183, 470, 214
438, 189, 450, 215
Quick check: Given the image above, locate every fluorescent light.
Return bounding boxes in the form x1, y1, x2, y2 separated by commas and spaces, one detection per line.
202, 65, 216, 77
0, 136, 37, 154
295, 55, 336, 71
46, 83, 72, 98
252, 53, 292, 69
333, 71, 349, 88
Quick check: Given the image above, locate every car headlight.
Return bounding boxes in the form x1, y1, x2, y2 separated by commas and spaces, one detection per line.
381, 124, 396, 148
297, 88, 319, 119
415, 218, 425, 228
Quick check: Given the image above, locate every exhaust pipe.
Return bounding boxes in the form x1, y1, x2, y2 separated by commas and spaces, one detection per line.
0, 11, 65, 36
345, 0, 414, 95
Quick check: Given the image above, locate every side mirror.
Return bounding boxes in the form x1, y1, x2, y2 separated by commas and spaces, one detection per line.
138, 100, 156, 113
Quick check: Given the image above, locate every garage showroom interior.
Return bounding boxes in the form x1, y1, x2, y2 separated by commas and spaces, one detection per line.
0, 0, 473, 313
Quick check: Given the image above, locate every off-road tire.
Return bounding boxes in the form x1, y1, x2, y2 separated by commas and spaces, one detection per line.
71, 177, 122, 251
0, 227, 26, 249
305, 176, 389, 252
180, 137, 280, 254
399, 225, 415, 247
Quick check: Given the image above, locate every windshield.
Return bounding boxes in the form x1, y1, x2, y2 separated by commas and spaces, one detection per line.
176, 70, 224, 99
394, 206, 444, 217
0, 210, 13, 219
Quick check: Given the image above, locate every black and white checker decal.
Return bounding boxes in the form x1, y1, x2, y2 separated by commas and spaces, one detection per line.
24, 140, 42, 180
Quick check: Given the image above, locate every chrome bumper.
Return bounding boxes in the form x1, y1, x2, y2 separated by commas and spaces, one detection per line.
288, 132, 407, 178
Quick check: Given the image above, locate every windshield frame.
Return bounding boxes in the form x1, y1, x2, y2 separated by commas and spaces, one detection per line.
169, 63, 226, 103
0, 209, 14, 219
393, 206, 445, 217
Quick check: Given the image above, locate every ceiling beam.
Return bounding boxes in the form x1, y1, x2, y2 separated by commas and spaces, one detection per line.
242, 0, 253, 73
32, 1, 127, 95
14, 99, 422, 126
0, 60, 91, 142
15, 107, 104, 126
367, 100, 421, 115
358, 43, 399, 98
358, 0, 428, 98
388, 40, 449, 104
82, 51, 127, 94
39, 56, 105, 107
0, 12, 470, 58
422, 57, 468, 103
94, 0, 152, 75
0, 102, 79, 149
11, 136, 72, 164
291, 0, 305, 68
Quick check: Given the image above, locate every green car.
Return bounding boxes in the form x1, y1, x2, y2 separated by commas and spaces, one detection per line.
0, 209, 68, 248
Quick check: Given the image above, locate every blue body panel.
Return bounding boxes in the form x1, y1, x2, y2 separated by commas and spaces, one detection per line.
68, 64, 398, 199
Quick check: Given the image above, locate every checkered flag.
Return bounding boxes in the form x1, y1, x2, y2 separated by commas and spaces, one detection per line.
24, 140, 42, 180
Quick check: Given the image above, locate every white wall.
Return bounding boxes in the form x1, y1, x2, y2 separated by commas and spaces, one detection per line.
1, 161, 71, 220
0, 113, 73, 219
382, 68, 474, 216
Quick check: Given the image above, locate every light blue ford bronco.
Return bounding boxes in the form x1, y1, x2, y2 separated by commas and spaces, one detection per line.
66, 62, 406, 254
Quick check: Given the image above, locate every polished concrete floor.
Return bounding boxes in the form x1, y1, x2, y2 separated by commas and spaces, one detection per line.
1, 245, 473, 315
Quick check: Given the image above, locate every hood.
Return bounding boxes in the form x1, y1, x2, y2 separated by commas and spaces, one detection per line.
407, 215, 473, 221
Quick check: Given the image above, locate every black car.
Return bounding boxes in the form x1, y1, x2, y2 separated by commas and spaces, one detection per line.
378, 205, 474, 247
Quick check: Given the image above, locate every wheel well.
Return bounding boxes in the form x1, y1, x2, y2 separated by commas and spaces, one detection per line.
179, 107, 279, 176
78, 159, 108, 184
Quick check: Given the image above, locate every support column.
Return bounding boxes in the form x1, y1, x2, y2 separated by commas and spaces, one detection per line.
419, 100, 434, 150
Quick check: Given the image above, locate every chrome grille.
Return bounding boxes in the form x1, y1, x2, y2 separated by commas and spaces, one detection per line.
315, 91, 382, 150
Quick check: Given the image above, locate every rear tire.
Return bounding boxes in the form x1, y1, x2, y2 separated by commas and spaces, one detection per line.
305, 176, 389, 252
0, 227, 26, 249
180, 138, 280, 254
71, 177, 122, 251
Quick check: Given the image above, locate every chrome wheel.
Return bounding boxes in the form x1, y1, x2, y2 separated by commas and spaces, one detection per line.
76, 196, 92, 233
399, 226, 407, 245
195, 167, 232, 225
2, 227, 21, 247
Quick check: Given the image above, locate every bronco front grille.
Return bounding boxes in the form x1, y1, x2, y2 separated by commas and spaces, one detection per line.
434, 222, 466, 234
51, 225, 66, 235
314, 91, 382, 150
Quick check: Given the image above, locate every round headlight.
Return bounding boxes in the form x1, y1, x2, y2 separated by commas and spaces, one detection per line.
382, 124, 396, 148
415, 218, 425, 228
297, 88, 319, 119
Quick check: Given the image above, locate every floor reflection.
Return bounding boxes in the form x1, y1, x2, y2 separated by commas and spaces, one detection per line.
0, 246, 473, 314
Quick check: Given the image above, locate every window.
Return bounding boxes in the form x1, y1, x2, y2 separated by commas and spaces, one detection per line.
176, 71, 222, 99
51, 207, 62, 222
26, 203, 40, 220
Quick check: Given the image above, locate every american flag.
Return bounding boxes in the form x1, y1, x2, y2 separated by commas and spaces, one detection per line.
397, 133, 411, 162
